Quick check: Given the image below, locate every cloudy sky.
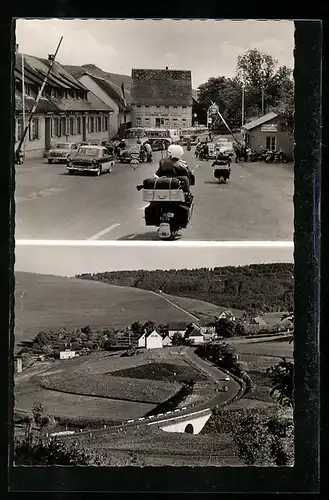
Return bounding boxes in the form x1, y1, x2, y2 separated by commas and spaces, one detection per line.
15, 244, 293, 277
15, 19, 294, 88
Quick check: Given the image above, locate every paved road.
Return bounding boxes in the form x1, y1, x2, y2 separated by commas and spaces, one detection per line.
15, 146, 293, 241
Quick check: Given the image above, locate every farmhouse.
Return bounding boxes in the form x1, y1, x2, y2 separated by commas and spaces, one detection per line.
184, 323, 204, 345
15, 51, 113, 159
250, 316, 266, 326
131, 68, 193, 129
138, 330, 163, 349
59, 350, 76, 360
162, 335, 172, 347
242, 112, 294, 160
217, 310, 236, 321
64, 64, 132, 139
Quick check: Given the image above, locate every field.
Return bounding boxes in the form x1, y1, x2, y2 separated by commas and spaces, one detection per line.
71, 425, 243, 466
14, 348, 214, 423
14, 272, 235, 349
231, 338, 293, 403
112, 362, 207, 383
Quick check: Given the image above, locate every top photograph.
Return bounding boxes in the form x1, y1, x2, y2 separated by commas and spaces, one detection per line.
14, 19, 294, 242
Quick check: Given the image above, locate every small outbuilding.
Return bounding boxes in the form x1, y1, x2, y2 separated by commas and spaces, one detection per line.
162, 335, 172, 347
59, 350, 76, 360
242, 112, 293, 160
184, 323, 204, 345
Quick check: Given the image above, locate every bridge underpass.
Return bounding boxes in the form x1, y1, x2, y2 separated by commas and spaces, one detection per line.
148, 408, 213, 435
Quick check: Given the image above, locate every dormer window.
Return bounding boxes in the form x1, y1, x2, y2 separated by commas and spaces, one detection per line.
24, 84, 32, 97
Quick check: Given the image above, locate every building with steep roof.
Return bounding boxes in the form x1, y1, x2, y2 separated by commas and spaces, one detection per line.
184, 323, 204, 345
131, 68, 192, 129
64, 64, 132, 139
15, 53, 113, 159
138, 329, 163, 349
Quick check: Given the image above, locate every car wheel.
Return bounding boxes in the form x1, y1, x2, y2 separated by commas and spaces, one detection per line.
68, 170, 74, 175
96, 165, 102, 176
48, 159, 53, 164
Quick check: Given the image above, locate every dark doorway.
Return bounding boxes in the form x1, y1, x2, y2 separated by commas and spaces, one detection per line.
45, 117, 51, 151
185, 423, 194, 434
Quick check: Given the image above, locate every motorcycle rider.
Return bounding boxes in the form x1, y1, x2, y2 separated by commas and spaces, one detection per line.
144, 140, 153, 162
155, 144, 195, 197
212, 152, 231, 168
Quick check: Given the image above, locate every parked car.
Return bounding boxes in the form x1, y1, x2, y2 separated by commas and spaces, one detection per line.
148, 138, 171, 151
216, 140, 234, 156
66, 145, 115, 176
47, 142, 78, 164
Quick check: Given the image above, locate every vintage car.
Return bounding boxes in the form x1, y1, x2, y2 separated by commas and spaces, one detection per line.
66, 145, 115, 176
147, 138, 171, 151
119, 143, 143, 163
47, 142, 78, 163
216, 140, 234, 156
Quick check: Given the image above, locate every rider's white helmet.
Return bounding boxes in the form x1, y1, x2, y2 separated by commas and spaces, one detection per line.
168, 144, 184, 160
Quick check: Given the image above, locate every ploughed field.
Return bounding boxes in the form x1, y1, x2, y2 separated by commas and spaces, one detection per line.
15, 349, 214, 423
14, 272, 232, 349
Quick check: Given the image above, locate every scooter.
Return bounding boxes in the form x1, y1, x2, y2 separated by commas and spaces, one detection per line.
137, 174, 195, 240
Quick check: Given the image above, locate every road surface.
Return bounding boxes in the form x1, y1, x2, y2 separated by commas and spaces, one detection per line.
15, 146, 293, 241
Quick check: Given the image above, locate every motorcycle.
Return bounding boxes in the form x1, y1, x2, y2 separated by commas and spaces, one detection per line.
212, 154, 231, 183
274, 150, 288, 163
248, 149, 268, 162
265, 150, 276, 163
137, 174, 195, 240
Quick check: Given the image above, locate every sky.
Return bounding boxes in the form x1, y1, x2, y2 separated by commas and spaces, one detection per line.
15, 244, 293, 277
15, 19, 294, 88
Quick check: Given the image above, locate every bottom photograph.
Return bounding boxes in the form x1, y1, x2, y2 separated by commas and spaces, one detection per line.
13, 244, 294, 467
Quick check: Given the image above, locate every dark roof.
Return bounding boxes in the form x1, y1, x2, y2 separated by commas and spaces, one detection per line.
131, 68, 192, 106
192, 89, 198, 102
185, 323, 203, 337
14, 54, 112, 113
64, 65, 132, 110
242, 112, 278, 131
82, 65, 132, 92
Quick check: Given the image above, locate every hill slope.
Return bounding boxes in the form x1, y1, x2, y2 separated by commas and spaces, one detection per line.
14, 272, 229, 346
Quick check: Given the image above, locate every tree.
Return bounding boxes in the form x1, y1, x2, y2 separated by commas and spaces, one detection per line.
209, 407, 294, 466
234, 322, 247, 337
35, 331, 50, 346
143, 321, 156, 334
215, 317, 235, 338
130, 321, 143, 334
32, 402, 46, 425
237, 48, 294, 117
14, 434, 111, 466
171, 332, 185, 346
266, 358, 294, 407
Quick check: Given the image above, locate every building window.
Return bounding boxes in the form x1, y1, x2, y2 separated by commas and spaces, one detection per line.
29, 118, 39, 140
89, 117, 94, 133
24, 85, 32, 97
104, 115, 108, 131
60, 117, 66, 136
69, 117, 74, 136
266, 136, 276, 151
62, 89, 68, 99
173, 106, 178, 109
77, 117, 81, 135
137, 105, 141, 108
136, 117, 141, 126
182, 105, 186, 109
156, 105, 160, 109
144, 117, 150, 125
97, 116, 102, 132
164, 118, 169, 125
165, 106, 169, 110
145, 105, 149, 109
65, 118, 70, 135
50, 88, 57, 99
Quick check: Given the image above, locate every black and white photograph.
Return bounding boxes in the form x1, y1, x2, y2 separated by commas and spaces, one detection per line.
14, 18, 294, 241
13, 244, 294, 467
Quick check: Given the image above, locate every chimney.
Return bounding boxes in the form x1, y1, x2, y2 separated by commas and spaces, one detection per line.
15, 44, 19, 53
48, 54, 55, 61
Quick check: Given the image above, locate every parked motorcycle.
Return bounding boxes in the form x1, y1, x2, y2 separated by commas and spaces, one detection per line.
137, 175, 195, 240
265, 150, 276, 163
248, 149, 268, 162
274, 149, 288, 163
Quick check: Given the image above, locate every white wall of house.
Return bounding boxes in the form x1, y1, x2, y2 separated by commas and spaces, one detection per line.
188, 335, 204, 345
146, 331, 163, 349
15, 113, 46, 159
138, 334, 146, 348
132, 104, 192, 129
59, 350, 76, 359
79, 74, 130, 138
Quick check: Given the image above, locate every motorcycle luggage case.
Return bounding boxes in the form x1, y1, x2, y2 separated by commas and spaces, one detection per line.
143, 177, 181, 189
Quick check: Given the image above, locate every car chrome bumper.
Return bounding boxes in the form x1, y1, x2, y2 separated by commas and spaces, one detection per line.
67, 165, 98, 172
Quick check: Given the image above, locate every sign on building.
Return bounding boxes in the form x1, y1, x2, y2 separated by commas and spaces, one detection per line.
208, 104, 219, 114
261, 124, 278, 133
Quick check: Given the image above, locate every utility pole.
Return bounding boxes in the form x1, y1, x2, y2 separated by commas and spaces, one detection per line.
15, 36, 63, 158
261, 86, 265, 115
241, 85, 245, 127
21, 52, 26, 157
